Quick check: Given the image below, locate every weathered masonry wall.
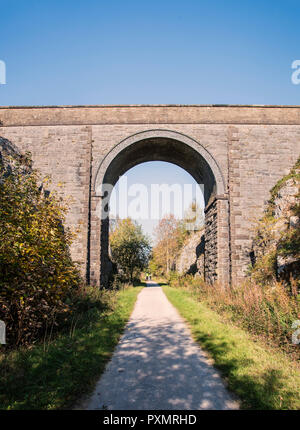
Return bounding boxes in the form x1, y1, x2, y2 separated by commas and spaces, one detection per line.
0, 105, 299, 286
204, 196, 230, 284
0, 125, 92, 273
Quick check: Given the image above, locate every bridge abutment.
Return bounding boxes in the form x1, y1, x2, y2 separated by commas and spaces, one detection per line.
204, 196, 230, 286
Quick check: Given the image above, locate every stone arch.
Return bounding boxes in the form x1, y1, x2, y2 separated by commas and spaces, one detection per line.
90, 129, 229, 287
94, 129, 226, 203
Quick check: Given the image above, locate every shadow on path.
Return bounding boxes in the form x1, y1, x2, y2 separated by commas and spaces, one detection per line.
81, 283, 239, 410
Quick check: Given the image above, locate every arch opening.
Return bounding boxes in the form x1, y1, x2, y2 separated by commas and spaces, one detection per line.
109, 160, 205, 241
91, 130, 229, 287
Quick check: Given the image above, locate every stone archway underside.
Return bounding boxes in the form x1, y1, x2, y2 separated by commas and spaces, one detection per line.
92, 130, 229, 287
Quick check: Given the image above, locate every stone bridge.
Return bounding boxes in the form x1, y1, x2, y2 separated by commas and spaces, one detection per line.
1, 105, 299, 286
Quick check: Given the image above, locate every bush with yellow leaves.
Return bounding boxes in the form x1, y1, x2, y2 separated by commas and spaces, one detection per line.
0, 152, 81, 347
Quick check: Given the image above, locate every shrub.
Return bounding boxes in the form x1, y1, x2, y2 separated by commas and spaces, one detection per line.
0, 153, 81, 347
169, 276, 299, 355
250, 250, 278, 285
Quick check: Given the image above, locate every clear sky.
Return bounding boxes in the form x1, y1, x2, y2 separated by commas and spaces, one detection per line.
1, 1, 299, 237
0, 0, 300, 105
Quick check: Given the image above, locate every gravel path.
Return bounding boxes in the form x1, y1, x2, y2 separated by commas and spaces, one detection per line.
81, 282, 239, 410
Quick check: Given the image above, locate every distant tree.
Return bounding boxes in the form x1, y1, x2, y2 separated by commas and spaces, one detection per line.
110, 218, 151, 282
152, 214, 185, 274
148, 259, 159, 277
182, 200, 204, 233
150, 202, 204, 277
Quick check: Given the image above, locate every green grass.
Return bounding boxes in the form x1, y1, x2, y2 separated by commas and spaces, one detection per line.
163, 285, 300, 410
0, 286, 142, 410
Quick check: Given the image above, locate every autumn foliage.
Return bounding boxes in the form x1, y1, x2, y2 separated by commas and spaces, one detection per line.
110, 218, 151, 282
0, 153, 81, 346
150, 214, 185, 275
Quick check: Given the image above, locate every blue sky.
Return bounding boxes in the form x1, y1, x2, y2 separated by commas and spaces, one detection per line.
1, 0, 299, 236
0, 0, 299, 105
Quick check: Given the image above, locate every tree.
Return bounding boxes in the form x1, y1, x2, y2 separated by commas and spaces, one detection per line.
152, 214, 185, 274
150, 202, 204, 277
110, 218, 151, 282
0, 151, 81, 346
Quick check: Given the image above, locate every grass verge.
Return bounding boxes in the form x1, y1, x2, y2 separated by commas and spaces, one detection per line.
163, 285, 300, 410
0, 285, 142, 410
